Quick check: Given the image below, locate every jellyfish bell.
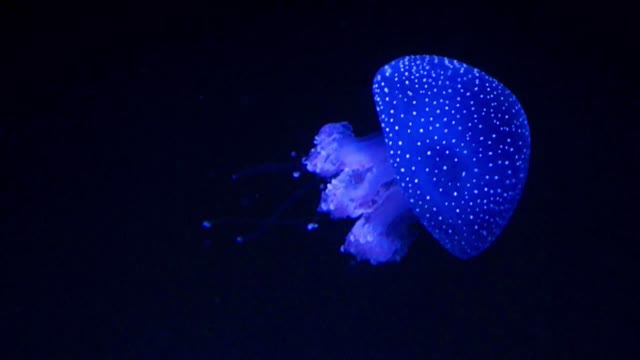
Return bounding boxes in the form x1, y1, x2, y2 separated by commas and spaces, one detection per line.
304, 55, 531, 264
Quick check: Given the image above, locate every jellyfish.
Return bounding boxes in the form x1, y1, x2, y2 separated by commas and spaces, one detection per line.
303, 55, 531, 264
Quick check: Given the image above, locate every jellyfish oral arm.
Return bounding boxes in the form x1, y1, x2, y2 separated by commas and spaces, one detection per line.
341, 183, 414, 264
304, 122, 415, 264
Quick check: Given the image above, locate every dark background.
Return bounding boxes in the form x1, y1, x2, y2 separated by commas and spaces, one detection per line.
2, 2, 638, 359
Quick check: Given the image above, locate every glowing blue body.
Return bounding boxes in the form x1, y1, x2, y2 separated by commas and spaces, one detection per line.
373, 55, 530, 259
304, 55, 530, 263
